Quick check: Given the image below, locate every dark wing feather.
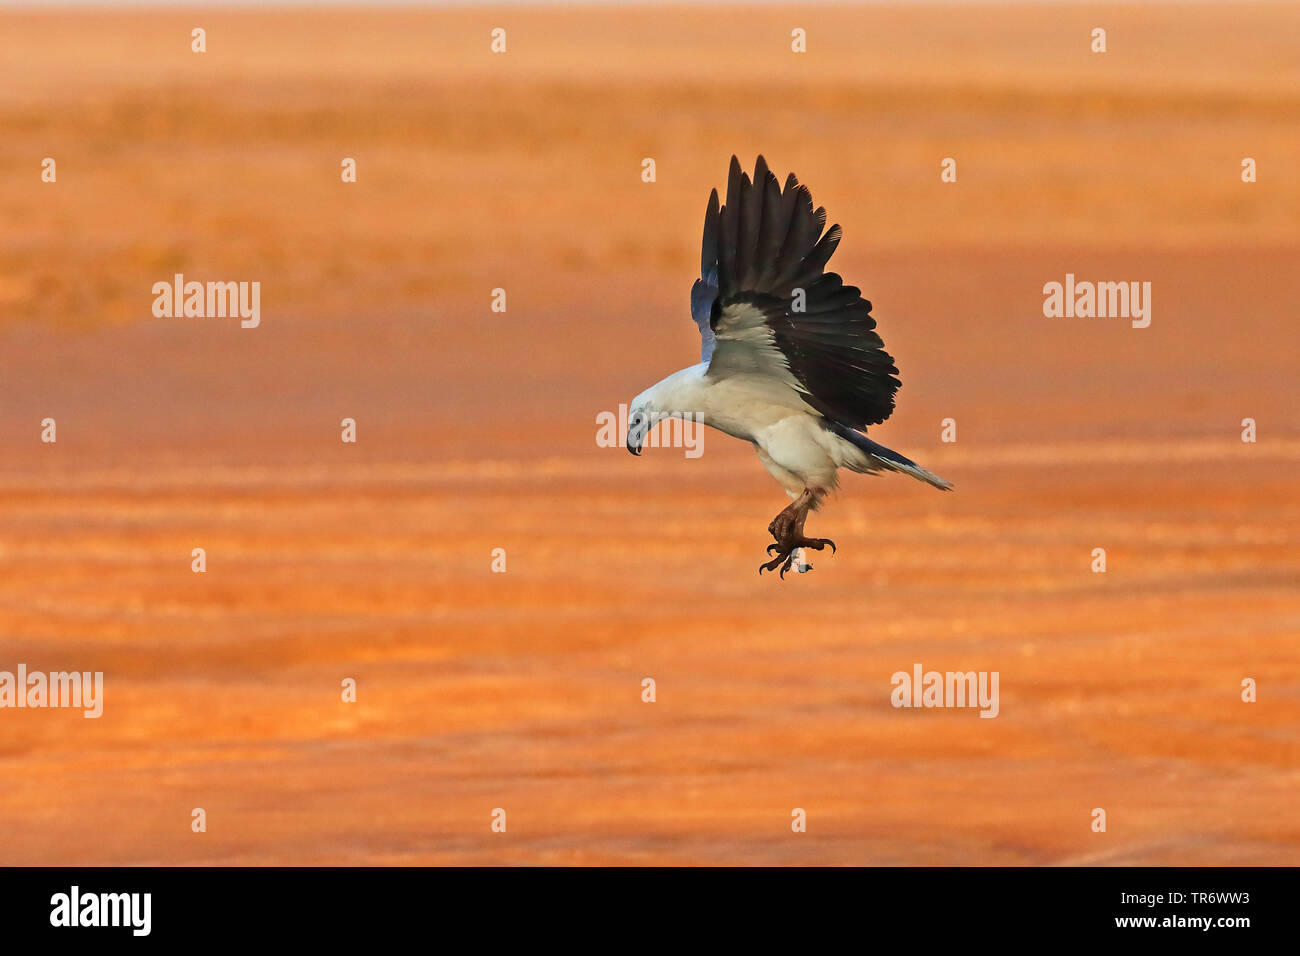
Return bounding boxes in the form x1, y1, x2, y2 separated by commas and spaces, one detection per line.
752, 166, 785, 291
689, 189, 721, 361
718, 157, 744, 293
696, 155, 899, 429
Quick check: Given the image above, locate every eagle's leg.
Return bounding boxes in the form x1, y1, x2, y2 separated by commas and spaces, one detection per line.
759, 490, 837, 578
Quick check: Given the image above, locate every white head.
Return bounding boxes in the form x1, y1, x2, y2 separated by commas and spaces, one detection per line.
625, 364, 708, 457
624, 385, 658, 457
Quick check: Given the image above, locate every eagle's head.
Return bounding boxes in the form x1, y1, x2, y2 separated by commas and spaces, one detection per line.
625, 397, 652, 456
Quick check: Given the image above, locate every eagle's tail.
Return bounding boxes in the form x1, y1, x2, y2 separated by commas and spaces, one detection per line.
824, 419, 953, 491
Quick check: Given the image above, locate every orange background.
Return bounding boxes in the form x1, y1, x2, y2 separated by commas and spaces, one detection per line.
0, 3, 1297, 864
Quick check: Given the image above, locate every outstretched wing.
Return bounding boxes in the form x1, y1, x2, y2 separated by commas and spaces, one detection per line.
690, 155, 900, 429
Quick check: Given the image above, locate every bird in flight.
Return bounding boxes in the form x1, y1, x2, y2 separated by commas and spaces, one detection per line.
626, 156, 952, 577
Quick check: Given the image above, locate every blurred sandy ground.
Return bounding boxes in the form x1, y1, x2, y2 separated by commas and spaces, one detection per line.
0, 3, 1297, 864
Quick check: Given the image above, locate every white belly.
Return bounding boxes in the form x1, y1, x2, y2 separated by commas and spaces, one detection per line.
694, 375, 843, 496
655, 366, 852, 497
752, 416, 843, 496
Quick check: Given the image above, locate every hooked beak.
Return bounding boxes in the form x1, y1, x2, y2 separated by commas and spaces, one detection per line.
626, 412, 645, 456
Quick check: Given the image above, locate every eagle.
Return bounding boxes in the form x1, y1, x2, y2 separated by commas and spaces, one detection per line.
626, 156, 952, 577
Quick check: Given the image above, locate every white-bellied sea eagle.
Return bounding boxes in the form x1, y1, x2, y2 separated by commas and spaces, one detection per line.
626, 156, 952, 578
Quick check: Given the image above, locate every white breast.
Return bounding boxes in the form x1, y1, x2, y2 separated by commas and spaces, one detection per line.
649, 363, 846, 496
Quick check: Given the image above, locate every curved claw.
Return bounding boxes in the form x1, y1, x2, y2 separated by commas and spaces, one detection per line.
759, 550, 793, 576
798, 538, 835, 554
761, 536, 836, 579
